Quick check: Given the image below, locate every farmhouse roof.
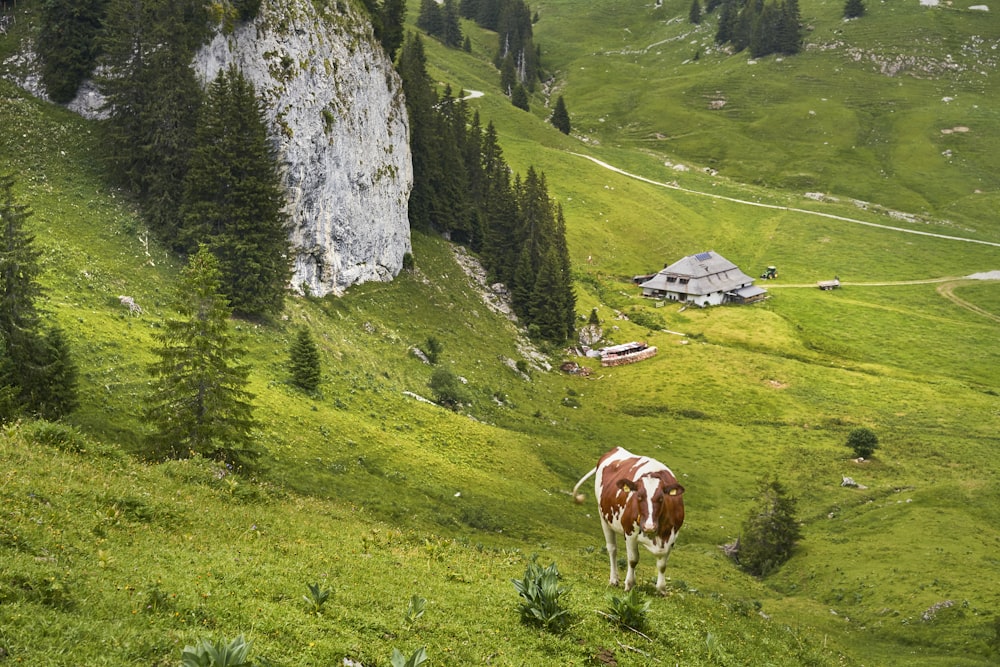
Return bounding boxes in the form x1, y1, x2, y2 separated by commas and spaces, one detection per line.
640, 250, 754, 295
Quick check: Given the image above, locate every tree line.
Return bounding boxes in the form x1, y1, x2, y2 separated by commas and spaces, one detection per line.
397, 32, 576, 343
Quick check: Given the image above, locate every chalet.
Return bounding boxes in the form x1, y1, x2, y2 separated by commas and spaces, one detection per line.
639, 251, 767, 307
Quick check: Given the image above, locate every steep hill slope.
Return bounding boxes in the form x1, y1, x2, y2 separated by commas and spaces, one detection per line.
0, 0, 999, 664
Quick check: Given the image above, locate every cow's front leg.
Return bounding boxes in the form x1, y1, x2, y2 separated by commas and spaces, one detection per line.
623, 534, 640, 591
601, 520, 620, 587
655, 553, 669, 595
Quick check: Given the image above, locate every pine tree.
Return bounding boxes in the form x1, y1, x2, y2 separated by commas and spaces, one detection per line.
715, 0, 737, 44
442, 0, 464, 47
98, 0, 208, 244
179, 65, 291, 317
511, 83, 529, 111
416, 0, 443, 36
843, 0, 865, 18
734, 477, 802, 577
397, 32, 439, 231
380, 0, 407, 60
145, 246, 258, 465
689, 0, 702, 24
37, 0, 109, 104
550, 95, 570, 134
289, 328, 322, 392
0, 175, 79, 421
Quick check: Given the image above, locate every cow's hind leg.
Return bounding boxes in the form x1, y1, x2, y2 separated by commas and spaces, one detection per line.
601, 519, 620, 587
623, 534, 640, 591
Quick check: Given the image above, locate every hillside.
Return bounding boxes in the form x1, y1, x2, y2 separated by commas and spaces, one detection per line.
2, 0, 1000, 665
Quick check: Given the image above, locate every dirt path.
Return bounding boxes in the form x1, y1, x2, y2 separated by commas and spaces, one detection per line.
570, 152, 1000, 248
936, 280, 1000, 324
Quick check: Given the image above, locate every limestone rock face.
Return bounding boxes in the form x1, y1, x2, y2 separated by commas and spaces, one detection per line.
193, 0, 412, 296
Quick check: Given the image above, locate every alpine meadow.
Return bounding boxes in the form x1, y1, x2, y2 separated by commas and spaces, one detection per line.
1, 0, 999, 664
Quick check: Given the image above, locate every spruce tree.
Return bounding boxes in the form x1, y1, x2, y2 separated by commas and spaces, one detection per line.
289, 328, 322, 392
511, 83, 529, 111
735, 477, 802, 577
98, 0, 208, 244
689, 0, 702, 24
37, 0, 109, 104
179, 65, 291, 317
843, 0, 865, 18
145, 246, 258, 465
442, 0, 464, 47
0, 175, 79, 420
397, 32, 439, 231
550, 95, 570, 134
416, 0, 443, 36
380, 0, 407, 60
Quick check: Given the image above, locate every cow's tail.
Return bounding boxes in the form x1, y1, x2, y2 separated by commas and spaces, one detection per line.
572, 467, 597, 504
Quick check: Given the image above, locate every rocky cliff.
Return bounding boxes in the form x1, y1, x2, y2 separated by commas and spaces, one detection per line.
194, 0, 412, 297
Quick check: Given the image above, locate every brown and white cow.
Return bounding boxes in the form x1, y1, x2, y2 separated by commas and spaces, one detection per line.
573, 447, 685, 594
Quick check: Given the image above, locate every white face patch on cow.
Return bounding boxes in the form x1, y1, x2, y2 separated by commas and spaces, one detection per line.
640, 477, 660, 533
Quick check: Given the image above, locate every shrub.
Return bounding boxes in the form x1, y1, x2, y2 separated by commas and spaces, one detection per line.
428, 367, 469, 409
846, 426, 879, 459
512, 558, 571, 632
605, 588, 650, 632
731, 477, 802, 577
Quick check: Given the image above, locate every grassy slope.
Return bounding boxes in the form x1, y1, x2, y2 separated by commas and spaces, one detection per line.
1, 0, 999, 663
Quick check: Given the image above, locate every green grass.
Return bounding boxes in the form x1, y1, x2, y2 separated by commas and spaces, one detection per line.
0, 2, 998, 665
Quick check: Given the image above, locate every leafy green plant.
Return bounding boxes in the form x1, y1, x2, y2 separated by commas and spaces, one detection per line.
390, 647, 427, 667
605, 588, 650, 632
404, 595, 426, 626
511, 558, 571, 632
846, 427, 879, 459
303, 582, 331, 614
180, 635, 263, 667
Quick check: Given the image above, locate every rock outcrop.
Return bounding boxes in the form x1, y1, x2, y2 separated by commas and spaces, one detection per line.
193, 0, 412, 297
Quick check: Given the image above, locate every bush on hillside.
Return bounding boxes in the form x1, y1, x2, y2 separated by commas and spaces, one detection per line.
846, 426, 879, 459
428, 367, 469, 409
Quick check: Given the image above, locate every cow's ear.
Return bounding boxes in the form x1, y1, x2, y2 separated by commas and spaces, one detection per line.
617, 479, 633, 493
667, 484, 685, 497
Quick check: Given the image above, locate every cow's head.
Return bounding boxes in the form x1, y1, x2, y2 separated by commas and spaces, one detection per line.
619, 472, 685, 536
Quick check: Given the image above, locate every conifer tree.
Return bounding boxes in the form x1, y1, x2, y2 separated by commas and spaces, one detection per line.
689, 0, 702, 24
397, 32, 439, 231
715, 0, 737, 44
843, 0, 865, 18
289, 327, 322, 392
380, 0, 407, 60
0, 175, 79, 421
550, 95, 570, 134
442, 0, 464, 47
734, 477, 802, 577
511, 83, 530, 111
37, 0, 109, 104
180, 65, 291, 317
416, 0, 443, 36
145, 246, 258, 465
98, 0, 208, 244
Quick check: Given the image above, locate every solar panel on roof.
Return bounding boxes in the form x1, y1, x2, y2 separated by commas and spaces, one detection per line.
695, 252, 713, 261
